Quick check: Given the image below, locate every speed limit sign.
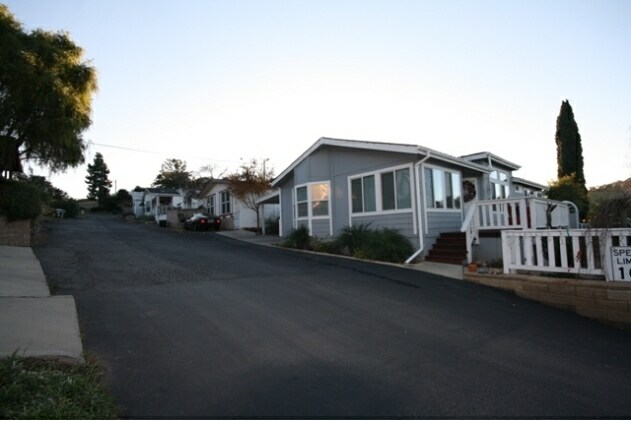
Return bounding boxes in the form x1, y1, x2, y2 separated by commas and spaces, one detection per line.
611, 247, 631, 281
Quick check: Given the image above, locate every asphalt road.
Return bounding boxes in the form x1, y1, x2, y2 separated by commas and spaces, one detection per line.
34, 215, 631, 419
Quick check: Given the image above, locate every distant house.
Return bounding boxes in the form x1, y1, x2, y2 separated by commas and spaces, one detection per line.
131, 189, 145, 217
270, 137, 571, 264
141, 187, 182, 225
179, 188, 204, 209
198, 179, 279, 230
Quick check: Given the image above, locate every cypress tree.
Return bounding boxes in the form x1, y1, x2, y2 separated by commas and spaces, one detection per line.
552, 100, 589, 218
555, 100, 586, 186
85, 153, 112, 204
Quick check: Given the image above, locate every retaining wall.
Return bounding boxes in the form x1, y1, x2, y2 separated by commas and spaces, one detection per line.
0, 215, 30, 247
464, 272, 631, 329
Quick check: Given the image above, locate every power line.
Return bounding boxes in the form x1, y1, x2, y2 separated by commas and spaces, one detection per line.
89, 142, 243, 164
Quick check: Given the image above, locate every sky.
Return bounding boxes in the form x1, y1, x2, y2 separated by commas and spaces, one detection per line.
4, 0, 631, 199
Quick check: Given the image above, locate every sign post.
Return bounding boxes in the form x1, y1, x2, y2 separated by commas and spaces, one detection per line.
611, 247, 631, 281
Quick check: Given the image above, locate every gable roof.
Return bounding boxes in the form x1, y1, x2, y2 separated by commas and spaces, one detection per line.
145, 187, 180, 195
198, 179, 230, 198
459, 151, 521, 171
272, 137, 490, 187
512, 177, 547, 191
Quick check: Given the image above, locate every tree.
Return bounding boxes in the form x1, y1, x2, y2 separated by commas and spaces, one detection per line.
588, 178, 631, 228
189, 163, 226, 190
115, 189, 132, 204
547, 174, 589, 220
14, 174, 69, 203
152, 158, 192, 189
227, 159, 274, 231
85, 153, 112, 204
555, 100, 586, 186
0, 5, 97, 179
550, 100, 589, 217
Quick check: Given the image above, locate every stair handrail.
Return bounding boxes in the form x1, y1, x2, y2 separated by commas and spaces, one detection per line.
460, 202, 479, 264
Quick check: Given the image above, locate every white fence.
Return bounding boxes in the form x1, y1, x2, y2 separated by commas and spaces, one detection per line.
501, 228, 631, 280
472, 198, 571, 231
461, 197, 574, 263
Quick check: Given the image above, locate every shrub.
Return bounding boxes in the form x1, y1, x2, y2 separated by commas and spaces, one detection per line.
590, 195, 631, 228
337, 223, 372, 255
265, 216, 280, 236
355, 228, 414, 263
284, 225, 311, 250
311, 238, 342, 254
50, 198, 80, 218
547, 174, 589, 221
0, 180, 42, 221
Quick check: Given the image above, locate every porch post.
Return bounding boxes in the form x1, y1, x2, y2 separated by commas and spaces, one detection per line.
520, 198, 529, 229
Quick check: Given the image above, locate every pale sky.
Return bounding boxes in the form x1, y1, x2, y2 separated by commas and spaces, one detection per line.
5, 0, 631, 198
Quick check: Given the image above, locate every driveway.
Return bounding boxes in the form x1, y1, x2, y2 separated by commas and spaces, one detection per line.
35, 215, 631, 418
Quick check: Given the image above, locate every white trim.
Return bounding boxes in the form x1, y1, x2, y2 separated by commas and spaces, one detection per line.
272, 137, 489, 188
278, 189, 283, 237
512, 176, 547, 191
421, 163, 429, 235
422, 164, 464, 213
426, 209, 464, 214
348, 163, 414, 216
293, 181, 332, 236
219, 189, 232, 215
460, 151, 521, 170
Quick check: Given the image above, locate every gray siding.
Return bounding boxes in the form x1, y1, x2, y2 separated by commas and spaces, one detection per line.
352, 212, 418, 248
423, 211, 463, 256
475, 236, 503, 262
329, 147, 414, 235
280, 175, 294, 236
284, 145, 416, 238
311, 219, 331, 238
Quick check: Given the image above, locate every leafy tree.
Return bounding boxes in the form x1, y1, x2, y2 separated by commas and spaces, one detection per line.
13, 174, 69, 203
0, 179, 41, 220
152, 158, 192, 189
0, 5, 97, 179
85, 153, 112, 205
588, 178, 631, 228
115, 189, 132, 204
555, 100, 586, 186
227, 159, 274, 231
51, 197, 80, 218
547, 174, 589, 220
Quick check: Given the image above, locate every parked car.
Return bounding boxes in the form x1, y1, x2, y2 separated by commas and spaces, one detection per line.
184, 213, 221, 231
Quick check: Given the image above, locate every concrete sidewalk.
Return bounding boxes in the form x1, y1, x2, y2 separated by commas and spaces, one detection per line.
216, 230, 464, 280
216, 229, 282, 246
0, 245, 83, 363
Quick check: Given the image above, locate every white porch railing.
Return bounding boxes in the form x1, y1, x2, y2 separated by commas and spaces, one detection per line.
461, 197, 573, 264
501, 228, 631, 281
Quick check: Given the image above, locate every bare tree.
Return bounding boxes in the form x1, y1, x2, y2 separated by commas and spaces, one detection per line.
227, 159, 274, 232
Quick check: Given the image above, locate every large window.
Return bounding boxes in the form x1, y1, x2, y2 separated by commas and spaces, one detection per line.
220, 190, 231, 214
424, 167, 461, 210
351, 175, 376, 213
296, 186, 308, 218
490, 170, 509, 199
350, 166, 412, 214
208, 195, 216, 215
295, 182, 330, 219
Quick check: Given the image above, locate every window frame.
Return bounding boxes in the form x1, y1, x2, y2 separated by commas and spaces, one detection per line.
294, 181, 331, 221
423, 164, 463, 213
490, 169, 510, 200
208, 194, 216, 216
348, 163, 414, 216
220, 190, 231, 215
